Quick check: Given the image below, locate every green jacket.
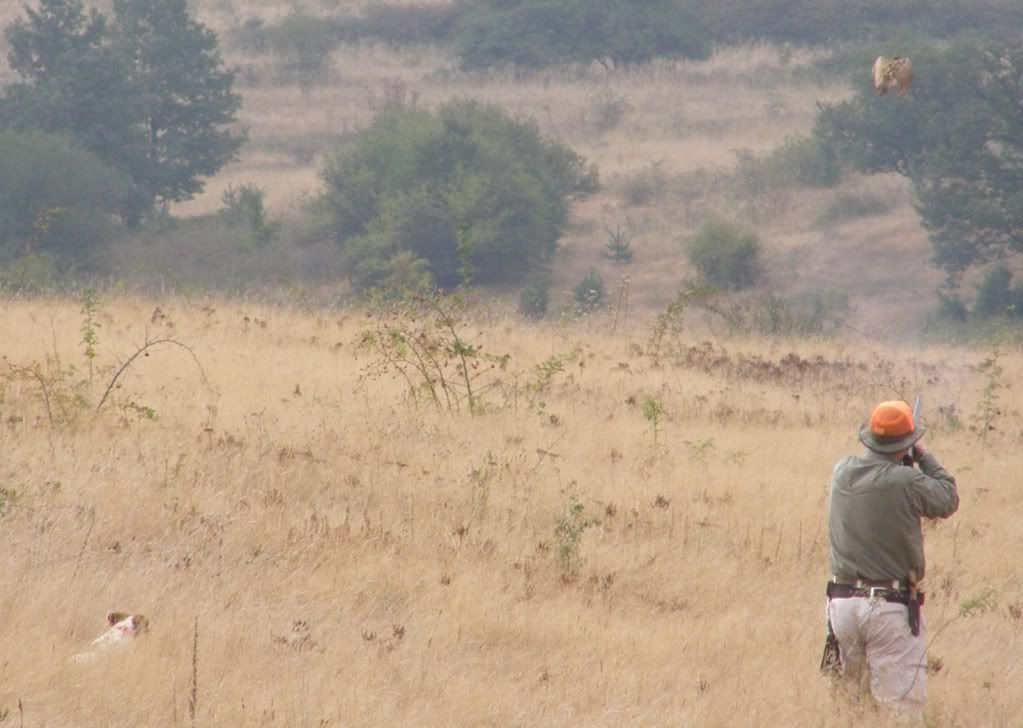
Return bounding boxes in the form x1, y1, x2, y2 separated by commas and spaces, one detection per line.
829, 450, 959, 582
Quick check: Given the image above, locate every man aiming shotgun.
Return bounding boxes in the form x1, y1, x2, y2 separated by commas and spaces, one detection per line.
823, 399, 959, 718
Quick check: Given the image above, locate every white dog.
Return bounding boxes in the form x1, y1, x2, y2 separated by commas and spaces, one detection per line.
70, 612, 148, 663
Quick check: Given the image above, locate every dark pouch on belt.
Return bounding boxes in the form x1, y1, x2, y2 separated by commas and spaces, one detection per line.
907, 592, 924, 636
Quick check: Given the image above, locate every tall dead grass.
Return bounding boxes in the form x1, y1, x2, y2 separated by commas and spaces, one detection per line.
1, 294, 1020, 726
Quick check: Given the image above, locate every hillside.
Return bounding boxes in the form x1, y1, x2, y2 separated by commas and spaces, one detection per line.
182, 35, 937, 334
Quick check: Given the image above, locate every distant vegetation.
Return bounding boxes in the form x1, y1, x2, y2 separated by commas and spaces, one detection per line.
455, 0, 709, 70
813, 40, 1023, 321
0, 0, 243, 226
0, 130, 128, 280
316, 100, 598, 292
5, 0, 1023, 337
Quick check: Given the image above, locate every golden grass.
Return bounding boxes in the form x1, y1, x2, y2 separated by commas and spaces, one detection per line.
1, 293, 1021, 726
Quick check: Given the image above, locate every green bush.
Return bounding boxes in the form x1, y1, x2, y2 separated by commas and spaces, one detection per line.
974, 266, 1023, 319
686, 219, 762, 290
0, 130, 128, 268
734, 136, 841, 194
220, 183, 281, 246
518, 274, 552, 319
455, 0, 709, 70
574, 269, 606, 312
318, 100, 598, 292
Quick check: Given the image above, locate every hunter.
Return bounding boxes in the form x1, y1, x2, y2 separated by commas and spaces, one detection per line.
823, 400, 959, 718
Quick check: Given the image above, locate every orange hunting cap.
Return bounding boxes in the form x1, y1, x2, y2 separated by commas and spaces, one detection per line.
858, 400, 926, 453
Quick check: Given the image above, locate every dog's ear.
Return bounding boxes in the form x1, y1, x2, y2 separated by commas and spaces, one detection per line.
132, 615, 149, 633
107, 611, 129, 626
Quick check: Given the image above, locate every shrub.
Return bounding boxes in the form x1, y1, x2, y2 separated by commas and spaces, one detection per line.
619, 161, 670, 207
974, 266, 1023, 319
319, 100, 598, 292
0, 130, 128, 268
603, 224, 634, 264
574, 269, 606, 312
815, 190, 893, 228
734, 136, 841, 194
519, 275, 552, 319
220, 184, 281, 246
686, 219, 762, 290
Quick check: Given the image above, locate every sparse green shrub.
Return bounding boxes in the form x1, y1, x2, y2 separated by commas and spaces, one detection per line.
686, 219, 762, 290
815, 190, 892, 228
518, 274, 551, 319
642, 395, 665, 454
971, 349, 1009, 443
319, 100, 598, 292
619, 161, 670, 207
574, 269, 606, 312
357, 291, 510, 414
553, 497, 599, 581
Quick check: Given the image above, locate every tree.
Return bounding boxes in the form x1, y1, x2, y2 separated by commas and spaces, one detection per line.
319, 100, 598, 291
815, 41, 1023, 282
0, 129, 129, 266
1, 0, 244, 222
455, 0, 708, 70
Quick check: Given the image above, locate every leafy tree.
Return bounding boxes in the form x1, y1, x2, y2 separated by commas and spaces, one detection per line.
815, 41, 1023, 281
0, 129, 128, 265
1, 0, 244, 222
455, 0, 708, 70
110, 0, 244, 208
319, 100, 598, 291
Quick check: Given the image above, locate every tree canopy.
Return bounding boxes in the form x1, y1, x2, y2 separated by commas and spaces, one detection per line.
319, 100, 598, 291
815, 41, 1023, 281
1, 0, 244, 223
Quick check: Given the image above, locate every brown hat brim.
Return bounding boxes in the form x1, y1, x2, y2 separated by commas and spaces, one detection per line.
859, 421, 926, 454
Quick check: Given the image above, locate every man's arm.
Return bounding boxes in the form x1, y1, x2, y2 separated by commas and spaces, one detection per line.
908, 444, 959, 518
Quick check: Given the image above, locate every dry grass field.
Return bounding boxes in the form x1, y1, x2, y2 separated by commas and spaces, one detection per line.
2, 2, 1021, 726
1, 294, 1022, 726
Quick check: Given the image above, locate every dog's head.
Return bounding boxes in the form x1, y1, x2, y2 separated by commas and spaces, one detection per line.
106, 612, 149, 635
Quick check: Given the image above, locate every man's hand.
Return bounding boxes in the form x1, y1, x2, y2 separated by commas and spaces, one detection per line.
913, 441, 927, 459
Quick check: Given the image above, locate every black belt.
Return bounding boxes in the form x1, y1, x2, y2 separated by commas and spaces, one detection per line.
826, 581, 925, 606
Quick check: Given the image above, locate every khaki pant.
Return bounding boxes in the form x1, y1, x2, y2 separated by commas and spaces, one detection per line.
827, 596, 927, 718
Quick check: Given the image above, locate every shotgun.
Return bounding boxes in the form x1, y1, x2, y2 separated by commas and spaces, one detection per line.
901, 395, 922, 467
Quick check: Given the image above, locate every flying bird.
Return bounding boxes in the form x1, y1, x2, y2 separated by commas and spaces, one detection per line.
872, 56, 913, 97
